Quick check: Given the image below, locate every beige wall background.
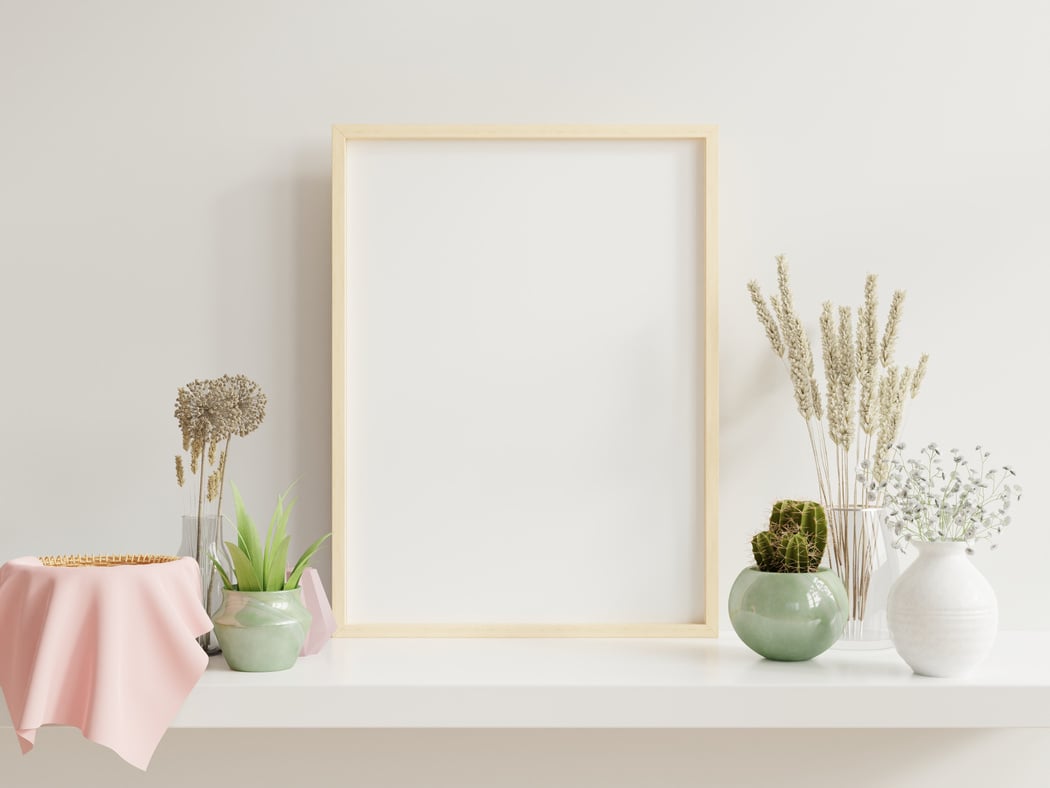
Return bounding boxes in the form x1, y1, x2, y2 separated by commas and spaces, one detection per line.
2, 1, 1049, 785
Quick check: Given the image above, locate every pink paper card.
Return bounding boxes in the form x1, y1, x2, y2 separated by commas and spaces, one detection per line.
299, 567, 336, 656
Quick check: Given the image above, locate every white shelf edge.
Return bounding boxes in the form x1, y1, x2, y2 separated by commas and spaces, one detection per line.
4, 632, 1049, 730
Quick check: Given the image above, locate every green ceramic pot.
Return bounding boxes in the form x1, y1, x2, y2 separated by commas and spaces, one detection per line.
212, 588, 312, 672
728, 567, 847, 661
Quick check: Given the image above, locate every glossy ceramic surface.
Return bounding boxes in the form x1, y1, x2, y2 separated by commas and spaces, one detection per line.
728, 567, 848, 661
212, 588, 312, 672
887, 541, 997, 677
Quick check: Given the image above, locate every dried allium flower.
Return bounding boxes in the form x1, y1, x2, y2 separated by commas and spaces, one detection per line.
214, 374, 267, 437
174, 374, 267, 623
175, 378, 235, 448
173, 376, 266, 497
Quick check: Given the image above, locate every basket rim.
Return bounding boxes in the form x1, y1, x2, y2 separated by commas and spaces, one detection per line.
38, 553, 182, 567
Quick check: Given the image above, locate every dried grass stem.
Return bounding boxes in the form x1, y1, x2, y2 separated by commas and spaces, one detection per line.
747, 257, 929, 624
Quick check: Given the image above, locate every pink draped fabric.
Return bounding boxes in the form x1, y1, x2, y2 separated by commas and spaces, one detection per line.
0, 556, 213, 769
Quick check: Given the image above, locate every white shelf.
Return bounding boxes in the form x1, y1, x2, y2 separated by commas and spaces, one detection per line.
5, 632, 1049, 730
175, 631, 1049, 728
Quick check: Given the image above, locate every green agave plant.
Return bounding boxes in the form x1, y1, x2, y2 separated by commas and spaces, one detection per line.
211, 483, 330, 592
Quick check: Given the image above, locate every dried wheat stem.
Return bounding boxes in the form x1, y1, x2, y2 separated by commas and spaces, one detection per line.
880, 290, 905, 366
912, 353, 929, 397
747, 280, 784, 357
195, 429, 207, 568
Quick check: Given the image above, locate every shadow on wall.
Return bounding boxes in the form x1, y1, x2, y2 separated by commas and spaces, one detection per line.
210, 160, 333, 592
3, 728, 1047, 788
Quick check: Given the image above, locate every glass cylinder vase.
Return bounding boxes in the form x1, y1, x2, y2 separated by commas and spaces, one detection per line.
824, 505, 900, 650
177, 514, 225, 655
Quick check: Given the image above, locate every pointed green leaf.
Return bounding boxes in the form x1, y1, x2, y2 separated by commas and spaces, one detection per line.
262, 494, 282, 588
225, 540, 263, 591
264, 494, 281, 563
268, 481, 298, 550
265, 536, 291, 591
209, 555, 234, 590
231, 484, 263, 572
263, 496, 296, 590
264, 483, 295, 563
285, 533, 332, 590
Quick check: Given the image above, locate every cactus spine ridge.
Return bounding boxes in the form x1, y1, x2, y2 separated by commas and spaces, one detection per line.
749, 499, 828, 573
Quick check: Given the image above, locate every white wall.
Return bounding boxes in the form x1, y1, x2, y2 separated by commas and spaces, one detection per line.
3, 0, 1048, 624
2, 1, 1049, 784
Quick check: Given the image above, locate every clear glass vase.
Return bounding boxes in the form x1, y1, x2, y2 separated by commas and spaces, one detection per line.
824, 505, 900, 650
177, 514, 225, 655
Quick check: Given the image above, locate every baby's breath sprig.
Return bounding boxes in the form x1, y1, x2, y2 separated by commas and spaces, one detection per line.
860, 443, 1022, 552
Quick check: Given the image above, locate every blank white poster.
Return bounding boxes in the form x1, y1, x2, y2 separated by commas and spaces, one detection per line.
342, 138, 705, 625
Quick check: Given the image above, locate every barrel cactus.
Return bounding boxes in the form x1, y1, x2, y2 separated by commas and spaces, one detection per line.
751, 500, 828, 572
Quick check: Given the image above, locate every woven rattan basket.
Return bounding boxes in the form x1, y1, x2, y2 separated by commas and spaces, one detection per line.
38, 554, 180, 567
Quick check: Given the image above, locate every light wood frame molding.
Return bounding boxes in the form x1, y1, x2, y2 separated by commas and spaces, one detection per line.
332, 125, 718, 637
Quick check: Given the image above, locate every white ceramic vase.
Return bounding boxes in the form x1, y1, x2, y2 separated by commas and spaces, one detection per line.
886, 541, 997, 677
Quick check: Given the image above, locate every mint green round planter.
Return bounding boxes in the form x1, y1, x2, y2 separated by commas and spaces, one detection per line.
728, 567, 847, 661
212, 588, 312, 672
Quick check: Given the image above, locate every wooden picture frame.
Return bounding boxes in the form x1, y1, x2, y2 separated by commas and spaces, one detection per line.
332, 125, 718, 637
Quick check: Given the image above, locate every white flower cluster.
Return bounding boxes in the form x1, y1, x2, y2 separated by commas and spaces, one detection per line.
857, 443, 1022, 553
